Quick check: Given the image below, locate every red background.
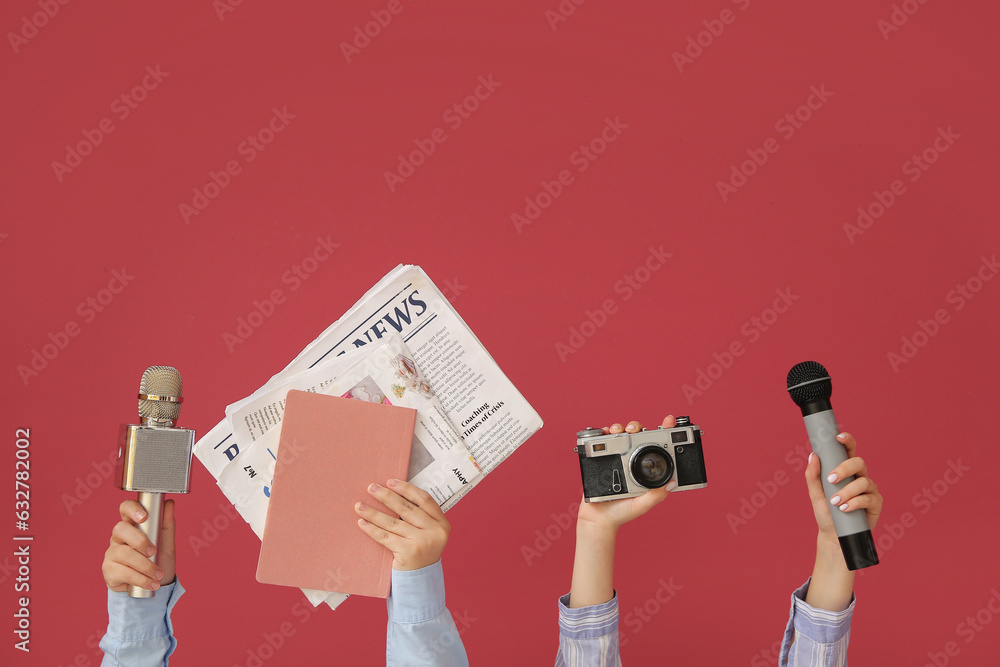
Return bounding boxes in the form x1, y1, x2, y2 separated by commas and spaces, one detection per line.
3, 0, 999, 665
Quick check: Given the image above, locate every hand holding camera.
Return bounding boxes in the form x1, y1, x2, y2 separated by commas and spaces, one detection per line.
568, 415, 683, 609
574, 416, 684, 535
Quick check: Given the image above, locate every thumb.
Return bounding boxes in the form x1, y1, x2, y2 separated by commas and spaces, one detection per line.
805, 452, 837, 533
631, 484, 671, 519
804, 452, 827, 505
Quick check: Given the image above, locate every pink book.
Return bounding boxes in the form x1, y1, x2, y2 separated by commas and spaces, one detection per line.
256, 390, 415, 598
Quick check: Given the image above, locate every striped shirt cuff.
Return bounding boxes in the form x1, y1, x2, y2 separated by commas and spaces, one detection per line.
790, 579, 855, 644
557, 592, 619, 640
387, 561, 447, 624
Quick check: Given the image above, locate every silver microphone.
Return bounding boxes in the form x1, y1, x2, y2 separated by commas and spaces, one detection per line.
116, 366, 195, 598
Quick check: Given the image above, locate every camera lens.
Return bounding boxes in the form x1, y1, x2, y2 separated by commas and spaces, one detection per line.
630, 446, 674, 489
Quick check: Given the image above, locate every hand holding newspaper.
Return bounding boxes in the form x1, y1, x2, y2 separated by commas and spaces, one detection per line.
194, 265, 543, 608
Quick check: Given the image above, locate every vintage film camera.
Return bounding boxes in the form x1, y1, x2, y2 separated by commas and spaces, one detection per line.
575, 416, 707, 502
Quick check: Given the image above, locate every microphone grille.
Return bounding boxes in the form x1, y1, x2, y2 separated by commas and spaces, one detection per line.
138, 366, 183, 420
786, 361, 832, 405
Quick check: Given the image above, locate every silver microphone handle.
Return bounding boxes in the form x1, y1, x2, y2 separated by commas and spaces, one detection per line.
128, 491, 164, 598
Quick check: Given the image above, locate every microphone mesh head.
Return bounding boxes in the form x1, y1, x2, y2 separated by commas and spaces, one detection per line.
786, 361, 832, 405
138, 366, 183, 420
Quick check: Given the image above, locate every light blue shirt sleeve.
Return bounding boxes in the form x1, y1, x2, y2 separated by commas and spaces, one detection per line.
779, 578, 854, 667
100, 579, 185, 666
386, 561, 469, 667
554, 592, 621, 667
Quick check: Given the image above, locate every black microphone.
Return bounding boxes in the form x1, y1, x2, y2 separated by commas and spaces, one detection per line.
786, 361, 878, 571
116, 366, 195, 597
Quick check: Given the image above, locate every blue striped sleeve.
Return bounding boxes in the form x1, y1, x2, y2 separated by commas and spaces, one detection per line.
555, 593, 622, 667
779, 579, 854, 667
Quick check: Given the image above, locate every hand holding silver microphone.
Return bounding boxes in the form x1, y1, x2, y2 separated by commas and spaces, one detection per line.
114, 366, 194, 598
102, 497, 177, 594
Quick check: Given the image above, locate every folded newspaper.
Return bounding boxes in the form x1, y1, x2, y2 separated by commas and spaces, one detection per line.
193, 265, 543, 608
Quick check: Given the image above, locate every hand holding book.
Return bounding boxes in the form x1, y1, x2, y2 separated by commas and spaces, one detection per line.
356, 479, 452, 571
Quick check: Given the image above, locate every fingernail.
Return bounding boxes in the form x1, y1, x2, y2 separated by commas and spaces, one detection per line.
808, 453, 814, 465
837, 433, 848, 440
387, 479, 399, 487
839, 502, 850, 512
358, 518, 369, 526
368, 483, 380, 493
665, 480, 678, 492
827, 472, 838, 483
357, 503, 368, 511
830, 495, 841, 505
150, 581, 160, 590
135, 511, 146, 521
146, 546, 155, 557
155, 569, 164, 580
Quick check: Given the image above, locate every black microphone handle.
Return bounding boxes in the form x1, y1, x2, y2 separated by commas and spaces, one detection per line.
803, 408, 879, 570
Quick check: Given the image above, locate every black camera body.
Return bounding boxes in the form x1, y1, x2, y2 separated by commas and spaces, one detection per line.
575, 417, 707, 502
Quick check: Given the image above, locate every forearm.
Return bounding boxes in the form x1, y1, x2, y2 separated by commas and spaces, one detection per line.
804, 533, 855, 612
568, 521, 618, 609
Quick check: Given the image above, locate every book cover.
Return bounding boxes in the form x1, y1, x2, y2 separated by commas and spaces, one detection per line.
256, 390, 415, 598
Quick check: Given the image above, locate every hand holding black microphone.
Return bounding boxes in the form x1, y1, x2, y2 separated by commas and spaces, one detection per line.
787, 361, 879, 571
